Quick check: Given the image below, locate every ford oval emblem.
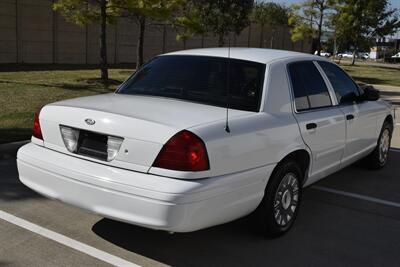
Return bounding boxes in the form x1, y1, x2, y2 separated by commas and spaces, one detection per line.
85, 118, 96, 125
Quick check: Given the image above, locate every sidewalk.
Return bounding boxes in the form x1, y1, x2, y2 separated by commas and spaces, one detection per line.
373, 84, 400, 92
373, 84, 400, 110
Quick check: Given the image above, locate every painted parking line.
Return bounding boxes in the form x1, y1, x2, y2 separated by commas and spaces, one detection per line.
312, 186, 400, 209
0, 210, 140, 267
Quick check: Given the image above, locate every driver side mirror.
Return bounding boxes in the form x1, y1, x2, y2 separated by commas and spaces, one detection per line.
359, 85, 380, 101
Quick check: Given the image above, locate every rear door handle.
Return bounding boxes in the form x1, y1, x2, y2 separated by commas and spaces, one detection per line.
346, 114, 355, 120
306, 123, 317, 130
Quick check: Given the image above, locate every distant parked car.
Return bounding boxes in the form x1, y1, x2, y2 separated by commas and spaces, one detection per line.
391, 52, 400, 58
321, 52, 331, 57
338, 52, 354, 58
314, 51, 331, 57
359, 52, 370, 60
17, 48, 395, 237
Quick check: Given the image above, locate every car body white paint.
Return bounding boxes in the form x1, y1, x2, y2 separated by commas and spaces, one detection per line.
17, 48, 395, 232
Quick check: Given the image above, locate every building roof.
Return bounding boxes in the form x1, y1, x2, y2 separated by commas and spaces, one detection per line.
164, 48, 312, 64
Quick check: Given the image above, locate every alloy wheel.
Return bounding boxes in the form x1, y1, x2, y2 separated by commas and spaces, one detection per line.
273, 172, 299, 227
379, 129, 390, 164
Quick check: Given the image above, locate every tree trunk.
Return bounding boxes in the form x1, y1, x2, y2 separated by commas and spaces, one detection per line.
162, 24, 166, 53
247, 24, 251, 48
317, 8, 323, 56
351, 50, 356, 66
218, 33, 225, 47
270, 28, 276, 49
100, 0, 108, 80
259, 24, 264, 48
136, 16, 145, 70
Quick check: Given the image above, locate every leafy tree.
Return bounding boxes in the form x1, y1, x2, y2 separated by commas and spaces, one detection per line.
333, 0, 400, 65
172, 1, 206, 49
116, 0, 183, 69
251, 2, 289, 48
289, 0, 335, 55
54, 0, 121, 80
189, 0, 254, 47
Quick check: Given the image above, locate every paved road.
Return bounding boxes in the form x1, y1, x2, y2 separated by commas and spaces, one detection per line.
1, 123, 400, 266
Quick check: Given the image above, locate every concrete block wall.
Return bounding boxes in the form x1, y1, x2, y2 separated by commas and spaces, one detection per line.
0, 0, 312, 64
0, 0, 18, 63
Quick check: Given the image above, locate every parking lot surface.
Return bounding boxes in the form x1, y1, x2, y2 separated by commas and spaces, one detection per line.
1, 113, 399, 267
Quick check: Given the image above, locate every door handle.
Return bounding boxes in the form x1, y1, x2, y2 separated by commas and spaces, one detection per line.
346, 114, 354, 120
306, 123, 317, 130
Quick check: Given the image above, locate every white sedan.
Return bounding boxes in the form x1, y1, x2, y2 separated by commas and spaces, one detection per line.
392, 52, 400, 58
17, 48, 395, 237
314, 51, 331, 57
338, 52, 354, 58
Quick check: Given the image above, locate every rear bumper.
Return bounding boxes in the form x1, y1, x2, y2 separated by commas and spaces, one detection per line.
17, 143, 272, 232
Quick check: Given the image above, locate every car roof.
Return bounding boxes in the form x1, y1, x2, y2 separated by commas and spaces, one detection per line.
163, 48, 317, 64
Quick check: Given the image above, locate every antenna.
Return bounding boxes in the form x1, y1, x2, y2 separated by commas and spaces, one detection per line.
224, 35, 231, 133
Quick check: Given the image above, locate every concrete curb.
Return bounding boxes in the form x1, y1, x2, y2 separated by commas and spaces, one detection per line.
0, 140, 30, 160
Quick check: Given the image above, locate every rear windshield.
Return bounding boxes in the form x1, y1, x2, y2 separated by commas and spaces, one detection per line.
117, 55, 266, 112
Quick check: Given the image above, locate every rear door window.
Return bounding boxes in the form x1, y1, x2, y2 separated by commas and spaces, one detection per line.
318, 61, 360, 104
288, 61, 332, 111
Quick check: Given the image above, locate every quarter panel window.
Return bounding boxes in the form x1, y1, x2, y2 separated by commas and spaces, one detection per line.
318, 61, 360, 104
288, 61, 332, 111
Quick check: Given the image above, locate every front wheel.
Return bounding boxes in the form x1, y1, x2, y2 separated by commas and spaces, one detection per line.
364, 121, 393, 169
256, 160, 303, 238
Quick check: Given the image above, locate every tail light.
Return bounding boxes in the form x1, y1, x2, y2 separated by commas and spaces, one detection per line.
153, 130, 210, 172
32, 108, 43, 140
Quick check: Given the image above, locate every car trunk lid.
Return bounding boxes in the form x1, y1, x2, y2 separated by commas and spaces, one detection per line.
38, 93, 250, 173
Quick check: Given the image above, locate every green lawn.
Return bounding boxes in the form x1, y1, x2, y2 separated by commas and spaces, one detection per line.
340, 63, 400, 87
0, 67, 133, 144
0, 62, 399, 144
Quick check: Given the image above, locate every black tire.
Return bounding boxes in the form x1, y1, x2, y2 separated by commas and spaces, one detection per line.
364, 121, 393, 170
255, 160, 303, 238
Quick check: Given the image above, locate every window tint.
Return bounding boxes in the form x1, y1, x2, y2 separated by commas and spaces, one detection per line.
318, 61, 360, 104
288, 61, 332, 111
117, 56, 265, 112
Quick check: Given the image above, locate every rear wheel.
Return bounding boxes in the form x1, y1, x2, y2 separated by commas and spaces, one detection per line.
364, 121, 393, 169
256, 160, 303, 238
